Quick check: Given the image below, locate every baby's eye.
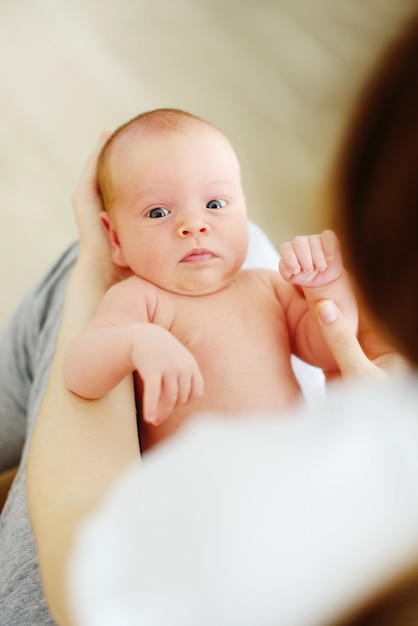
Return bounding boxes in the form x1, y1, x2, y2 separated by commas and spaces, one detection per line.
147, 207, 170, 219
206, 199, 226, 209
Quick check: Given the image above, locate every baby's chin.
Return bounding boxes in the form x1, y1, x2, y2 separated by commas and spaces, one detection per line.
160, 274, 238, 297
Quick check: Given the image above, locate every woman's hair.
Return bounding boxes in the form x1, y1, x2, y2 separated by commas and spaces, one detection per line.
332, 12, 418, 366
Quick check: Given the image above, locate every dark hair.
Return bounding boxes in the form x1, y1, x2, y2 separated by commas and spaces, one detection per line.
332, 13, 418, 365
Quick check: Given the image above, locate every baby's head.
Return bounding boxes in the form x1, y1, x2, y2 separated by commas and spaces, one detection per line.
98, 109, 204, 211
98, 109, 243, 212
97, 108, 249, 295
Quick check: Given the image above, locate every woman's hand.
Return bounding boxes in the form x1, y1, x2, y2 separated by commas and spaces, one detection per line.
72, 135, 132, 290
315, 299, 407, 381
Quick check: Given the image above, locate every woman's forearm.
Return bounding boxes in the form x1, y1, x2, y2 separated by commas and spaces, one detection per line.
63, 322, 139, 400
27, 255, 140, 626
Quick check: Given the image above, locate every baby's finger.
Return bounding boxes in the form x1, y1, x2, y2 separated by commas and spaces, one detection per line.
278, 242, 301, 279
177, 372, 194, 405
308, 234, 327, 271
177, 364, 204, 404
293, 236, 314, 273
156, 373, 180, 423
142, 375, 163, 425
321, 230, 339, 262
190, 369, 204, 402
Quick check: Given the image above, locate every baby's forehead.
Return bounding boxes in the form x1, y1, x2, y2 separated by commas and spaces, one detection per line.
115, 117, 214, 147
107, 119, 229, 168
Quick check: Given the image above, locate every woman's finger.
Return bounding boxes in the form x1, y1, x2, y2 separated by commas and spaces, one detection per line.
315, 299, 385, 380
72, 134, 110, 207
72, 133, 132, 287
72, 134, 112, 244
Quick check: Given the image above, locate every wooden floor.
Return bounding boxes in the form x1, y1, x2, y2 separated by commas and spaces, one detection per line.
0, 0, 416, 325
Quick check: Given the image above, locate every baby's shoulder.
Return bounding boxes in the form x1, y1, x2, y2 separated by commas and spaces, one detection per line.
101, 275, 160, 312
237, 267, 294, 306
107, 274, 157, 296
238, 267, 282, 287
99, 274, 163, 321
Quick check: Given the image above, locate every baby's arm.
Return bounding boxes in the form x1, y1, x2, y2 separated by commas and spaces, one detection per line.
278, 230, 358, 371
63, 278, 204, 425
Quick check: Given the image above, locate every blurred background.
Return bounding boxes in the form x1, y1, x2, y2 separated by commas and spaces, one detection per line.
0, 0, 416, 325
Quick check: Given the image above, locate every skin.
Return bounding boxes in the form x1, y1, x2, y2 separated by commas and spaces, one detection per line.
315, 298, 407, 380
63, 120, 358, 450
101, 122, 249, 295
28, 15, 418, 621
27, 138, 140, 626
27, 136, 392, 626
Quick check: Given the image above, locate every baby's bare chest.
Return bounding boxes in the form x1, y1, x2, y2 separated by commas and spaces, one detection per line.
139, 274, 301, 451
157, 276, 290, 370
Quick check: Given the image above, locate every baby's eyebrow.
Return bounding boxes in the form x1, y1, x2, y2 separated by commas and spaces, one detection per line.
203, 179, 234, 190
131, 184, 171, 202
133, 183, 169, 195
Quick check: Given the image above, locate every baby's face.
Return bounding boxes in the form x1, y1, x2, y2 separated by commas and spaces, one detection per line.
101, 123, 249, 295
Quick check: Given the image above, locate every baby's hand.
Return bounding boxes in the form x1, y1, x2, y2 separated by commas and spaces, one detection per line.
279, 230, 343, 288
131, 325, 204, 426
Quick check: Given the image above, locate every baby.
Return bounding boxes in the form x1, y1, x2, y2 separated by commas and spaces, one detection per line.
64, 108, 357, 451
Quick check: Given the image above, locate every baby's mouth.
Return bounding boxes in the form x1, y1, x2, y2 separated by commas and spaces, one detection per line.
180, 248, 217, 263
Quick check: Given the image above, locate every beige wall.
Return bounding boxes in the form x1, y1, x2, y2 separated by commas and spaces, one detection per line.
0, 0, 416, 324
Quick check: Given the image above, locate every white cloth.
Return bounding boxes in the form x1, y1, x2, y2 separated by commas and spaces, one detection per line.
69, 373, 418, 626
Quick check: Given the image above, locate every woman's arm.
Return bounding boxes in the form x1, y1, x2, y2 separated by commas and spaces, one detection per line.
26, 139, 140, 626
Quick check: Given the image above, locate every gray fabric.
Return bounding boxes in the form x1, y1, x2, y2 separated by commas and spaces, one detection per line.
0, 243, 78, 626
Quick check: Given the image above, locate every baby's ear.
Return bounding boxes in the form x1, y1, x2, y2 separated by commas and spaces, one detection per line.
99, 212, 129, 267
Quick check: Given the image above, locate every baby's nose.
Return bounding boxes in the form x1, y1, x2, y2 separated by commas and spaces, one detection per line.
178, 224, 208, 237
177, 210, 209, 237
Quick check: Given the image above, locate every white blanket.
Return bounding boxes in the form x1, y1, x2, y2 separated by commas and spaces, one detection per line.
69, 374, 418, 626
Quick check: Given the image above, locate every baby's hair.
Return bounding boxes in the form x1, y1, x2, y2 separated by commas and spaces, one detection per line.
97, 108, 213, 210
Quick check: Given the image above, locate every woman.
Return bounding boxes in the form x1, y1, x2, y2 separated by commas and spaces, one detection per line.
26, 10, 418, 626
